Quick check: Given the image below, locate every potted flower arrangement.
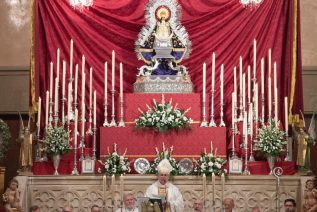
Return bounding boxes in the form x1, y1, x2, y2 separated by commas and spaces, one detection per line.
103, 143, 131, 176
44, 126, 70, 175
255, 119, 287, 174
135, 95, 192, 133
148, 143, 180, 176
193, 145, 227, 176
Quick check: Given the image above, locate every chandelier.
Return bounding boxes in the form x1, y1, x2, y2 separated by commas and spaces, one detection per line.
240, 0, 264, 7
69, 0, 93, 10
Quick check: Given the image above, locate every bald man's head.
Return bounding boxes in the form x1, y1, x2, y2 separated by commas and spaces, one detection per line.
193, 199, 203, 211
223, 198, 234, 212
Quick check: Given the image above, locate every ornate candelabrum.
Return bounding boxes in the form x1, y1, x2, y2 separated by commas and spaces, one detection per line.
86, 106, 93, 135
71, 145, 79, 175
49, 100, 54, 128
243, 134, 250, 175
110, 89, 117, 127
234, 102, 239, 134
200, 99, 208, 127
249, 129, 255, 161
79, 135, 85, 161
261, 95, 265, 125
68, 77, 75, 121
231, 127, 236, 159
209, 88, 216, 127
284, 129, 291, 161
219, 101, 225, 127
54, 112, 59, 127
118, 96, 125, 127
61, 97, 66, 126
92, 126, 97, 160
238, 93, 243, 121
103, 99, 110, 127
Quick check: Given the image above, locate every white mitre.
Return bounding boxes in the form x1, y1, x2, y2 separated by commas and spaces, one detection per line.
157, 159, 173, 174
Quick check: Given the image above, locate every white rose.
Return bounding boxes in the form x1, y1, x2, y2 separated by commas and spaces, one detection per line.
208, 162, 214, 167
105, 164, 109, 169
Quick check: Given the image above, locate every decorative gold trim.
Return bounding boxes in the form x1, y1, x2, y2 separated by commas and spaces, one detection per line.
289, 0, 298, 122
139, 48, 154, 52
100, 154, 226, 158
30, 0, 37, 114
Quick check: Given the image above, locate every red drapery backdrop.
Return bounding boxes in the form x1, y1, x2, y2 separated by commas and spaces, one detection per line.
34, 0, 303, 132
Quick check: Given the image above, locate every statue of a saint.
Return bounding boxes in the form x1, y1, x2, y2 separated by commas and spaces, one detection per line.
18, 114, 33, 172
303, 179, 317, 212
296, 128, 308, 167
135, 1, 191, 77
2, 178, 21, 211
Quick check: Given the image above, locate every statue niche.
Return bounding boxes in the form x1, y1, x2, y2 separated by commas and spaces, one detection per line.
134, 0, 193, 93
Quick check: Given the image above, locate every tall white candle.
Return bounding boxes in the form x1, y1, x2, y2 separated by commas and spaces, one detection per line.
244, 111, 248, 146
268, 76, 272, 118
232, 92, 235, 126
57, 48, 60, 80
94, 90, 96, 126
45, 91, 49, 129
67, 83, 71, 124
234, 66, 237, 103
81, 73, 86, 136
74, 64, 78, 104
203, 63, 206, 102
253, 39, 257, 82
268, 49, 271, 78
285, 97, 288, 132
243, 73, 246, 110
239, 56, 243, 98
104, 62, 108, 101
82, 55, 85, 82
74, 109, 78, 148
261, 58, 264, 96
37, 97, 41, 135
70, 39, 73, 78
220, 64, 224, 101
274, 62, 277, 92
120, 63, 123, 98
54, 77, 59, 116
89, 67, 93, 108
248, 65, 251, 104
274, 87, 278, 125
111, 50, 115, 90
249, 103, 253, 139
49, 62, 53, 100
62, 60, 66, 98
255, 84, 258, 121
212, 53, 215, 89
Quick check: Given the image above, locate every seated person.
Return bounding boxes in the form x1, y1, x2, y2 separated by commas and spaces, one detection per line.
303, 179, 317, 212
145, 159, 184, 212
223, 197, 235, 212
116, 192, 139, 212
3, 178, 21, 212
193, 199, 203, 212
284, 198, 296, 212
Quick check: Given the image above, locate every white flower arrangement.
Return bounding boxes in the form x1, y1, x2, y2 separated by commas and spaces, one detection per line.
103, 143, 131, 175
135, 95, 192, 133
44, 126, 70, 155
255, 119, 287, 156
193, 145, 227, 176
148, 143, 180, 176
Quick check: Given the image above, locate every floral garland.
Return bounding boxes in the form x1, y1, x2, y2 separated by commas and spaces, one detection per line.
103, 143, 131, 175
135, 95, 192, 133
193, 144, 227, 176
255, 119, 287, 156
44, 126, 70, 155
147, 143, 180, 176
0, 119, 11, 160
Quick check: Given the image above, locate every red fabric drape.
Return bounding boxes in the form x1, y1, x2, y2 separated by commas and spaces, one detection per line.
34, 0, 303, 130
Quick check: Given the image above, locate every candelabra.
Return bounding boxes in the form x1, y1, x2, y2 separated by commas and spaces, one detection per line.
49, 100, 54, 128
243, 134, 250, 175
92, 127, 97, 160
209, 89, 216, 127
110, 89, 117, 127
68, 77, 75, 121
54, 112, 59, 127
61, 97, 66, 125
71, 145, 79, 175
284, 132, 291, 161
231, 127, 236, 159
200, 100, 208, 127
86, 106, 93, 134
238, 93, 243, 121
261, 95, 265, 125
219, 101, 225, 127
79, 135, 85, 161
103, 99, 110, 126
248, 128, 255, 162
234, 103, 239, 134
118, 96, 125, 127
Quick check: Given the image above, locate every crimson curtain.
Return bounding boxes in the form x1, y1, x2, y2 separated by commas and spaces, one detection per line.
34, 0, 302, 129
